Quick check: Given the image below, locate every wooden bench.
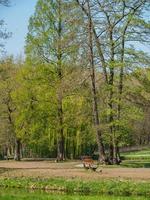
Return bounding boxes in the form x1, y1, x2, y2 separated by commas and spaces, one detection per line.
82, 156, 98, 171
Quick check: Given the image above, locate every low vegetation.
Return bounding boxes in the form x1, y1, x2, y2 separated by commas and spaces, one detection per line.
1, 189, 149, 200
0, 178, 150, 197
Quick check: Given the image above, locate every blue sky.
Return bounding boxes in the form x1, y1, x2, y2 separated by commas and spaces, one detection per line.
0, 0, 37, 57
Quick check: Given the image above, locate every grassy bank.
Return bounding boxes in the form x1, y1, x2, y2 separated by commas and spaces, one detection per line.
0, 189, 149, 200
0, 178, 150, 197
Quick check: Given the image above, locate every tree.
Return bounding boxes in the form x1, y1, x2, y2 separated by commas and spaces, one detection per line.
25, 0, 84, 160
128, 67, 150, 145
75, 0, 150, 164
0, 56, 16, 159
0, 0, 11, 55
86, 0, 106, 163
1, 0, 149, 163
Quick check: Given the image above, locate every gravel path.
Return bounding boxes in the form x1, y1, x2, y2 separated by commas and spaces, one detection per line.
0, 161, 150, 181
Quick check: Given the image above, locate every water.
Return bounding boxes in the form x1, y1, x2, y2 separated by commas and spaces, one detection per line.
0, 189, 148, 200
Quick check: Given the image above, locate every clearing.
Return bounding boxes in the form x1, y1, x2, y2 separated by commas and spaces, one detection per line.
0, 160, 150, 180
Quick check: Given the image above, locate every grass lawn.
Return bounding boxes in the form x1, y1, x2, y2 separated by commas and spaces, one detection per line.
121, 149, 150, 161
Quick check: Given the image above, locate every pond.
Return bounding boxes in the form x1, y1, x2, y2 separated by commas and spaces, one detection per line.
0, 189, 149, 200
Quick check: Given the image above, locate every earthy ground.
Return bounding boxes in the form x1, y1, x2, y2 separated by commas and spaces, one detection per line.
0, 160, 150, 181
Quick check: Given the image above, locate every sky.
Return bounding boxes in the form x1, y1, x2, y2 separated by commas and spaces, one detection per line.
0, 0, 37, 57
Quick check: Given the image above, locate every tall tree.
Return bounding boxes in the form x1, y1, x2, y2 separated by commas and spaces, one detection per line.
26, 0, 83, 161
86, 0, 106, 163
75, 0, 150, 163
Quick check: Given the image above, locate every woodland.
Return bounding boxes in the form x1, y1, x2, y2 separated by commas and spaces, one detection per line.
0, 0, 150, 164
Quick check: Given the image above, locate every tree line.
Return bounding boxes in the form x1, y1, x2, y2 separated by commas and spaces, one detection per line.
0, 0, 150, 164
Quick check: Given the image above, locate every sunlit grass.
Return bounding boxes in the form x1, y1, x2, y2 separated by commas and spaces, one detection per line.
0, 189, 149, 200
121, 149, 150, 162
0, 178, 150, 197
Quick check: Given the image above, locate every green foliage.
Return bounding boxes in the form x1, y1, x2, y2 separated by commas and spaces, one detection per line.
0, 0, 150, 161
0, 178, 150, 197
25, 0, 82, 65
10, 61, 95, 158
0, 57, 17, 154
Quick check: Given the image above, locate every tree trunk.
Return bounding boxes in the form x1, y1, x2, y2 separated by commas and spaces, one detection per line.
108, 26, 118, 164
14, 139, 21, 161
87, 0, 106, 163
57, 99, 65, 161
57, 137, 65, 161
116, 145, 121, 164
56, 0, 65, 161
109, 143, 113, 164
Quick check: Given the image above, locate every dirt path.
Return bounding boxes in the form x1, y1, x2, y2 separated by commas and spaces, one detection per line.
0, 161, 150, 181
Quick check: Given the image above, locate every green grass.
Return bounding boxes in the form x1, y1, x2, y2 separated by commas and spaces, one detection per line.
120, 160, 150, 168
103, 160, 150, 168
0, 178, 150, 197
122, 150, 150, 156
121, 149, 150, 161
0, 189, 149, 200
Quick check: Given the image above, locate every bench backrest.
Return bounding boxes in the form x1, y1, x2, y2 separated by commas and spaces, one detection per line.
82, 158, 94, 164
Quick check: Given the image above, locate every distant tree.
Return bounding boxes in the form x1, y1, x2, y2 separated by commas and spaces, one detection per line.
129, 68, 150, 145
0, 0, 11, 55
0, 56, 16, 159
